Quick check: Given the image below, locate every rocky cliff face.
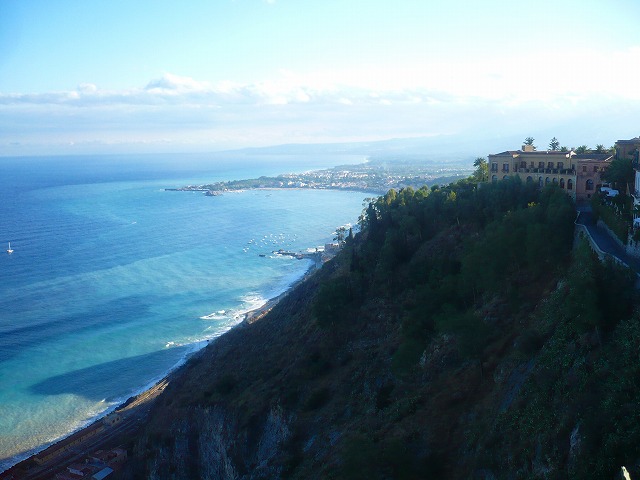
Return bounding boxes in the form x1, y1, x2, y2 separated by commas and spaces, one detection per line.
142, 404, 292, 480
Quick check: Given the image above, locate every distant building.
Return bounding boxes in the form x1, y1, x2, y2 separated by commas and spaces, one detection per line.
102, 413, 122, 427
53, 447, 124, 479
91, 467, 114, 480
34, 423, 105, 464
88, 448, 127, 470
619, 137, 640, 217
615, 137, 640, 163
488, 145, 612, 203
55, 463, 101, 479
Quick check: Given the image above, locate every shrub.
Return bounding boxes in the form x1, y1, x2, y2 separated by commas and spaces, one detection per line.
304, 387, 331, 411
215, 373, 237, 395
313, 276, 357, 327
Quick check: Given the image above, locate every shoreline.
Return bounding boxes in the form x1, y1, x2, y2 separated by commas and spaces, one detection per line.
243, 255, 321, 325
168, 185, 386, 196
0, 256, 324, 478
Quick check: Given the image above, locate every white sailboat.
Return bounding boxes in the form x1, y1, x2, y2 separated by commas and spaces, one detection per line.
7, 242, 13, 254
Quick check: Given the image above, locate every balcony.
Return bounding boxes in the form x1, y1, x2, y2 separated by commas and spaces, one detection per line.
522, 168, 576, 175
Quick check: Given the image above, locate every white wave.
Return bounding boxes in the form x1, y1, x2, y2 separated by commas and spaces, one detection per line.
199, 312, 227, 320
199, 295, 266, 323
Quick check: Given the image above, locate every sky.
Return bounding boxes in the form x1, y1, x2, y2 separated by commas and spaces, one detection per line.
1, 0, 640, 156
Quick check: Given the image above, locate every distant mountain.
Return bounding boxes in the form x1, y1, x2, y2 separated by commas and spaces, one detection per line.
230, 133, 528, 164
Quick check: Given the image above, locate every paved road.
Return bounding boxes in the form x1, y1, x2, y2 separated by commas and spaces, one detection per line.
576, 210, 640, 275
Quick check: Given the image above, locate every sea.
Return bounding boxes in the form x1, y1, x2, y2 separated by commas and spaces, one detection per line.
0, 152, 371, 471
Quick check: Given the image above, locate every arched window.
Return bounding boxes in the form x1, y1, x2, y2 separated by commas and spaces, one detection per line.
560, 178, 565, 188
545, 177, 550, 184
492, 175, 497, 182
586, 179, 594, 191
552, 178, 558, 184
567, 179, 573, 190
503, 175, 509, 180
538, 177, 543, 187
526, 176, 533, 183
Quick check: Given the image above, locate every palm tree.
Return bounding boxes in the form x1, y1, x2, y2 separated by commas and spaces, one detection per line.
473, 157, 488, 182
549, 137, 560, 150
575, 145, 589, 154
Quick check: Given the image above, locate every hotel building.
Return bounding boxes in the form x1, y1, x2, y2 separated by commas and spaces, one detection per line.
488, 145, 612, 204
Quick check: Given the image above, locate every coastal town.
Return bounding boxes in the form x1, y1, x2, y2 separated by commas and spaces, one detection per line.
168, 157, 473, 195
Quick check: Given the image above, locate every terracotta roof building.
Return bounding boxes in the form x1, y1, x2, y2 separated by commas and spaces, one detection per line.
488, 145, 612, 204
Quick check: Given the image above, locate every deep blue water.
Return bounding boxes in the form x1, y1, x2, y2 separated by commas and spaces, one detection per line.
0, 152, 369, 470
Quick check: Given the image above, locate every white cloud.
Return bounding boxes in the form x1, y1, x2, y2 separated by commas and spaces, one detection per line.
145, 73, 212, 94
4, 46, 639, 111
2, 60, 639, 156
0, 74, 423, 108
78, 83, 98, 94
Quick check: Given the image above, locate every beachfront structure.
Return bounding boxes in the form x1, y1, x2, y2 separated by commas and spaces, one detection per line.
89, 448, 128, 470
33, 422, 105, 464
488, 144, 612, 203
54, 462, 114, 479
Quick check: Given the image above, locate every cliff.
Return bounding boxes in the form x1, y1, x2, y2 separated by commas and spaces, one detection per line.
120, 179, 640, 479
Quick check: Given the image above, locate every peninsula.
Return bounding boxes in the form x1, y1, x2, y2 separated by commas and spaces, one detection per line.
167, 156, 473, 195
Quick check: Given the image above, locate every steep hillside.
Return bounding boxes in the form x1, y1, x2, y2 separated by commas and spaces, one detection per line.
120, 178, 639, 479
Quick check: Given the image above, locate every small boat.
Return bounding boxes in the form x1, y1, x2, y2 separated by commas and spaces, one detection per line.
6, 242, 13, 254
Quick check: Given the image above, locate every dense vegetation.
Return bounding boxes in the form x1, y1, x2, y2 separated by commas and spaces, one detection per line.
317, 179, 574, 366
591, 191, 633, 244
122, 177, 640, 479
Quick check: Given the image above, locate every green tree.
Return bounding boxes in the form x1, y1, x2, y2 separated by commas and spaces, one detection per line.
472, 157, 488, 182
602, 157, 634, 188
563, 241, 601, 330
334, 226, 348, 245
524, 137, 535, 147
595, 144, 606, 153
559, 146, 569, 152
549, 137, 560, 150
575, 145, 589, 154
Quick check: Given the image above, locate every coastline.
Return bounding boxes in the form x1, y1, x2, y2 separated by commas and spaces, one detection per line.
243, 255, 321, 325
0, 255, 324, 479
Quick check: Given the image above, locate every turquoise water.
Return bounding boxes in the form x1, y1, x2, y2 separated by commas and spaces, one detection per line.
0, 153, 369, 470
